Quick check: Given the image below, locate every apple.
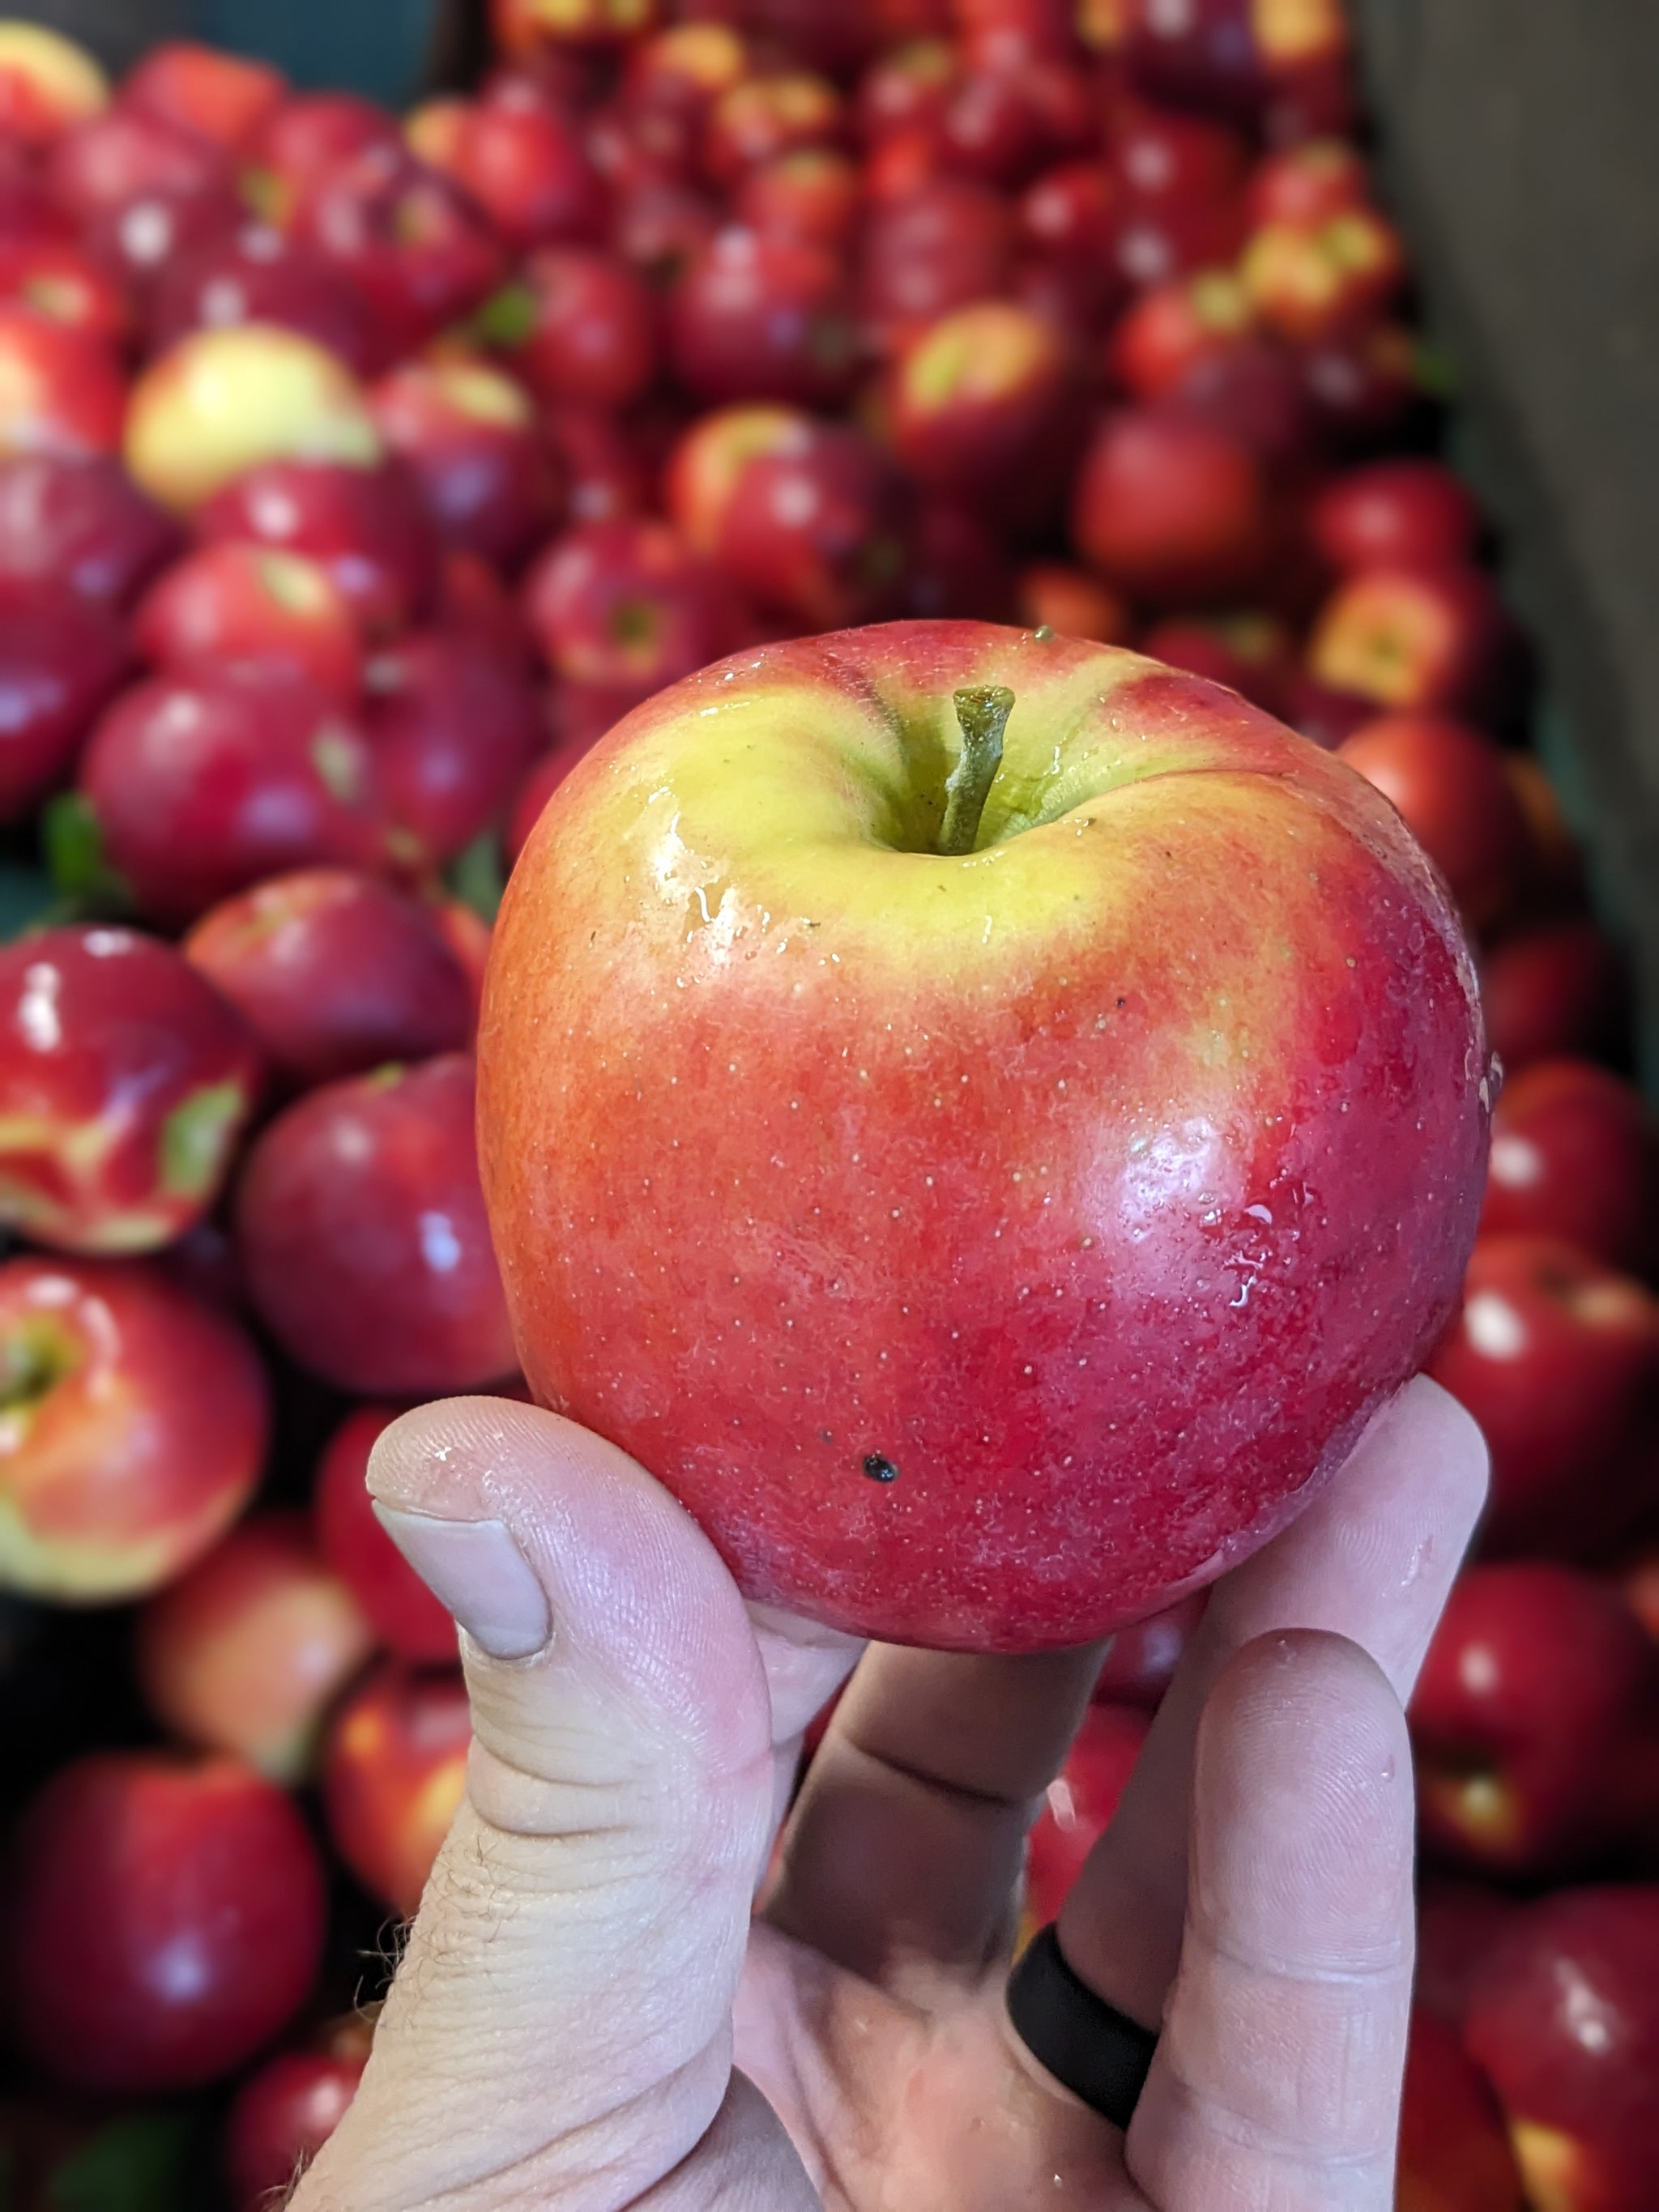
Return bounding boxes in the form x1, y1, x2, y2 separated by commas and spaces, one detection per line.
1397, 2007, 1525, 2212
893, 497, 1016, 623
1244, 136, 1368, 228
1415, 1873, 1523, 2027
245, 91, 401, 219
440, 93, 605, 250
881, 297, 1071, 490
135, 1511, 375, 1782
1465, 1886, 1659, 2212
322, 1660, 471, 1918
314, 1402, 458, 1663
1169, 335, 1325, 473
184, 868, 474, 1090
936, 56, 1092, 189
856, 36, 957, 146
1337, 712, 1535, 933
493, 0, 658, 55
1017, 158, 1118, 275
1139, 611, 1294, 715
859, 177, 1012, 347
480, 244, 658, 412
1120, 0, 1263, 116
46, 103, 228, 223
1111, 98, 1252, 207
0, 309, 126, 462
7, 1751, 325, 2091
368, 356, 561, 573
434, 548, 538, 671
224, 2024, 369, 2212
1478, 918, 1628, 1074
1090, 1590, 1205, 1706
0, 454, 181, 608
1307, 563, 1520, 719
124, 325, 382, 514
1410, 1562, 1657, 1877
237, 1051, 516, 1396
737, 147, 862, 253
608, 171, 721, 286
0, 237, 129, 347
1015, 562, 1132, 646
0, 581, 130, 819
120, 40, 285, 150
1301, 319, 1423, 448
479, 620, 1491, 1649
0, 147, 71, 247
147, 222, 384, 377
0, 21, 109, 151
1309, 457, 1482, 575
1107, 269, 1256, 401
196, 458, 442, 641
522, 516, 744, 700
134, 542, 363, 698
669, 226, 857, 406
1107, 192, 1250, 296
1071, 405, 1274, 603
0, 1255, 268, 1602
80, 667, 392, 926
1239, 206, 1406, 344
1481, 1059, 1657, 1279
361, 629, 547, 867
624, 19, 749, 115
1024, 1703, 1149, 1925
0, 922, 262, 1255
1279, 667, 1373, 748
704, 70, 843, 186
1427, 1235, 1658, 1560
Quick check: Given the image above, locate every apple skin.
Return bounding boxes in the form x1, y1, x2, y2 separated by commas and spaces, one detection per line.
1337, 712, 1536, 934
196, 458, 442, 641
0, 237, 129, 348
669, 226, 857, 407
246, 92, 401, 215
1015, 562, 1132, 646
184, 868, 475, 1091
737, 147, 862, 253
1415, 1873, 1523, 2028
0, 923, 262, 1256
1024, 1702, 1149, 1926
0, 308, 126, 462
1244, 137, 1369, 229
1238, 206, 1406, 346
486, 244, 659, 413
1481, 1059, 1657, 1280
0, 22, 109, 151
0, 1254, 268, 1601
1426, 1234, 1658, 1560
134, 1510, 376, 1783
147, 222, 385, 380
1410, 1562, 1657, 1877
1309, 458, 1482, 575
1397, 2007, 1525, 2212
1465, 1886, 1659, 2212
322, 1660, 471, 1918
314, 1402, 458, 1664
1478, 919, 1628, 1075
858, 177, 1012, 350
224, 2031, 368, 2212
522, 516, 746, 700
134, 543, 363, 700
0, 581, 130, 819
45, 105, 228, 226
237, 1052, 517, 1396
882, 297, 1072, 490
440, 94, 606, 251
0, 454, 180, 609
1107, 269, 1256, 402
480, 620, 1491, 1650
6, 1751, 326, 2092
1307, 563, 1520, 721
1072, 406, 1275, 604
361, 629, 548, 867
119, 40, 285, 150
369, 356, 564, 571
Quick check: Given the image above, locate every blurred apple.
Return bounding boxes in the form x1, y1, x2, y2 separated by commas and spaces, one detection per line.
1397, 2007, 1525, 2212
0, 581, 130, 819
1338, 712, 1534, 933
1072, 405, 1274, 603
1481, 1059, 1657, 1279
369, 355, 563, 570
522, 515, 744, 699
121, 40, 284, 148
1309, 458, 1481, 575
224, 2021, 370, 2212
197, 458, 441, 640
362, 628, 547, 867
134, 543, 364, 698
0, 20, 109, 150
1308, 564, 1520, 721
322, 1660, 471, 1917
1479, 918, 1628, 1074
0, 308, 126, 461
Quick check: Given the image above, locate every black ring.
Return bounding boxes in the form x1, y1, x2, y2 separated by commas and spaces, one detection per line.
1006, 1923, 1158, 2129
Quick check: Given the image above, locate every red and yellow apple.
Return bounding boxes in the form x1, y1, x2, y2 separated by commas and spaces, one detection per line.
480, 620, 1491, 1650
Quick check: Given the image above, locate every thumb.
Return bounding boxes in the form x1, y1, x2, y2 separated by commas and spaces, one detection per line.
293, 1396, 816, 2212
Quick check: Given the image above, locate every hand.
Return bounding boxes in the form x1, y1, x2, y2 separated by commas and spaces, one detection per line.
292, 1376, 1486, 2211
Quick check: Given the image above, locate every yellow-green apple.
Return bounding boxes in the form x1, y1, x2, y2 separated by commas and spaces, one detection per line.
124, 325, 382, 514
0, 21, 108, 151
0, 1255, 268, 1601
479, 620, 1491, 1650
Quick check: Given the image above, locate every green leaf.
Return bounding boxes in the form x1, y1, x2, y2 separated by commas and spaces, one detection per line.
448, 829, 506, 924
45, 2112, 194, 2212
41, 795, 130, 913
470, 283, 539, 351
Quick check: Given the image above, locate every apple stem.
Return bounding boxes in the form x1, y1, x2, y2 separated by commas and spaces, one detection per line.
938, 685, 1014, 856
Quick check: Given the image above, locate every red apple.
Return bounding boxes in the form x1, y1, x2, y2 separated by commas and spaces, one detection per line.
1170, 334, 1324, 472
1107, 269, 1256, 401
224, 2025, 369, 2212
136, 1511, 375, 1782
859, 177, 1012, 347
936, 55, 1091, 189
1478, 919, 1628, 1074
80, 667, 391, 926
1397, 2007, 1525, 2212
1090, 1591, 1205, 1706
1481, 1059, 1657, 1279
855, 35, 957, 146
361, 629, 547, 867
1111, 97, 1252, 206
0, 454, 181, 608
369, 356, 561, 572
522, 516, 744, 699
704, 70, 843, 186
881, 297, 1071, 489
1307, 563, 1520, 719
669, 226, 857, 407
1139, 610, 1294, 715
1309, 457, 1482, 575
481, 244, 658, 413
1017, 159, 1118, 274
608, 172, 721, 287
1410, 1562, 1657, 1877
1337, 712, 1535, 932
737, 147, 862, 253
1072, 405, 1275, 603
0, 581, 130, 818
184, 868, 474, 1090
1015, 562, 1132, 646
1622, 1545, 1659, 1646
0, 1252, 267, 1602
120, 40, 284, 150
493, 0, 657, 57
440, 93, 605, 250
434, 546, 538, 670
1465, 1886, 1659, 2212
147, 222, 385, 378
314, 1402, 458, 1664
134, 543, 363, 698
245, 92, 401, 219
322, 1660, 471, 1917
1239, 206, 1406, 344
0, 309, 125, 461
1301, 319, 1423, 448
196, 458, 442, 641
624, 19, 749, 117
0, 923, 262, 1257
0, 22, 109, 151
45, 107, 228, 226
1427, 1234, 1659, 1560
124, 325, 382, 514
1415, 1873, 1523, 2028
7, 1752, 325, 2091
480, 621, 1490, 1650
893, 496, 1016, 623
1244, 136, 1368, 228
1279, 666, 1374, 748
1026, 1703, 1150, 1927
1120, 0, 1263, 116
237, 1052, 516, 1396
0, 237, 128, 347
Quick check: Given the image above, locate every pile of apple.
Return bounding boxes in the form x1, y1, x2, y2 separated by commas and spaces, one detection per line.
0, 0, 1653, 2203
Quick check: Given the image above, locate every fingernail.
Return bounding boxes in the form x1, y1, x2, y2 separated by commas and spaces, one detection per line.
373, 1507, 552, 1660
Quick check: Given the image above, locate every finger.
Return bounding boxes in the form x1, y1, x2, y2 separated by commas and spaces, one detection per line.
1124, 1630, 1415, 2212
766, 1639, 1104, 1984
746, 1600, 864, 1845
292, 1397, 811, 2212
1061, 1375, 1486, 2027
